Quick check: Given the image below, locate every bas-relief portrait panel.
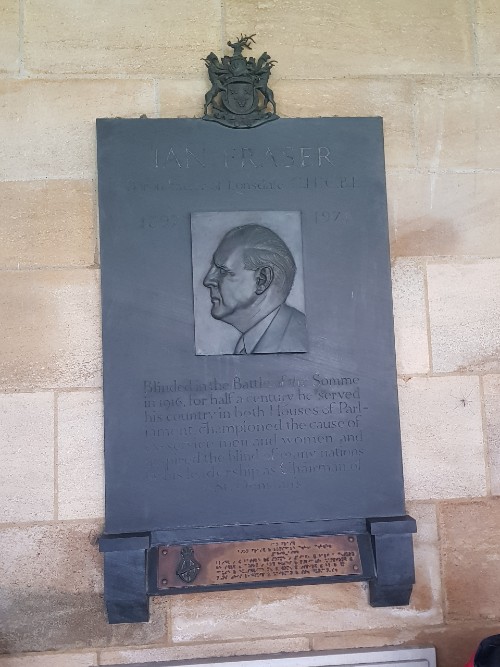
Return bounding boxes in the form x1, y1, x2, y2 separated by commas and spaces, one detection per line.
192, 211, 307, 356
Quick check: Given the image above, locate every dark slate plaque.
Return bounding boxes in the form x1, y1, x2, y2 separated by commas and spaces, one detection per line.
97, 118, 416, 623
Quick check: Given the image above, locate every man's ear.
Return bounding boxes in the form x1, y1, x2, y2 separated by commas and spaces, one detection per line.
255, 266, 273, 294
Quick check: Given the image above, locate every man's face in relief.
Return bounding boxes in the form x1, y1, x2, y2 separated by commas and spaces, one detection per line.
203, 240, 258, 324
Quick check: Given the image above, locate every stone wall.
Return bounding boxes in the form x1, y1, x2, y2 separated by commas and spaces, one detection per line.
0, 2, 499, 666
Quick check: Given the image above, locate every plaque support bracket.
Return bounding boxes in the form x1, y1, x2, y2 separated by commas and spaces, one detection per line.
99, 533, 151, 624
99, 516, 416, 623
367, 515, 417, 607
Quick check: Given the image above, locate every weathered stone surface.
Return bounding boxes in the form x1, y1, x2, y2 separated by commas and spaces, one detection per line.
439, 498, 500, 620
427, 260, 500, 373
100, 638, 310, 666
0, 181, 96, 269
406, 501, 439, 544
158, 79, 207, 118
399, 376, 486, 500
476, 0, 500, 74
391, 259, 429, 374
0, 393, 54, 522
387, 172, 500, 257
0, 269, 102, 390
274, 78, 416, 169
483, 375, 500, 495
312, 628, 423, 651
57, 391, 104, 520
24, 0, 221, 76
413, 622, 500, 667
225, 0, 472, 77
416, 78, 500, 170
0, 522, 167, 653
0, 0, 19, 73
0, 80, 155, 180
170, 541, 441, 642
0, 653, 97, 667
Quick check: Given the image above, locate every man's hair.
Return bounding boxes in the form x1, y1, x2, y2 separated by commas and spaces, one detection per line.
223, 224, 296, 297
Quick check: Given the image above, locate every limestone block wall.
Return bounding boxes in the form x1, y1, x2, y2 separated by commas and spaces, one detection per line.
0, 2, 499, 666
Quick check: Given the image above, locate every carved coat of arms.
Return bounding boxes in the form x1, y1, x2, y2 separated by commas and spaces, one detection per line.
202, 34, 279, 129
176, 546, 201, 584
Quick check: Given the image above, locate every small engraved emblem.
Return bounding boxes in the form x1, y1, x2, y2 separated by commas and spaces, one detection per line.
176, 546, 201, 584
202, 34, 279, 129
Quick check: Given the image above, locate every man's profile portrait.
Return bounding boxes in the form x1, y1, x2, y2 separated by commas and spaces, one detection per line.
191, 211, 307, 356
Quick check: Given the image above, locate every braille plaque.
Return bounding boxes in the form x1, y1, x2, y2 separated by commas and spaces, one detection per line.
157, 535, 362, 590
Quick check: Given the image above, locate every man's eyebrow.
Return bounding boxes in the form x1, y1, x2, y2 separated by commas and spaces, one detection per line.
213, 259, 231, 272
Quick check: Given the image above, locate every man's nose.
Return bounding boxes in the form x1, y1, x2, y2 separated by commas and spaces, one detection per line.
203, 266, 217, 287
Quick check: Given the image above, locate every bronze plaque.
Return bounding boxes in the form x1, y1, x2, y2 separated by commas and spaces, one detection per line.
157, 535, 361, 590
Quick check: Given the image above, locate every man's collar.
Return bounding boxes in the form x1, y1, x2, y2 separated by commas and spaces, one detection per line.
235, 306, 280, 354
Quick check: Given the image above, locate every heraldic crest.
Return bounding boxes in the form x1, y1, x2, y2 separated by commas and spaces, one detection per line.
202, 34, 279, 129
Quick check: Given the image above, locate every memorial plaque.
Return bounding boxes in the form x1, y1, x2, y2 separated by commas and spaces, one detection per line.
98, 117, 406, 525
97, 110, 416, 621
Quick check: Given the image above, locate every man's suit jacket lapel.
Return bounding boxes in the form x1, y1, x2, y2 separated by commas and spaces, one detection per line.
252, 304, 292, 354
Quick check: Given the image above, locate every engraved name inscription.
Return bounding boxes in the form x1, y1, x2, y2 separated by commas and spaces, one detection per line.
154, 146, 335, 169
128, 175, 357, 195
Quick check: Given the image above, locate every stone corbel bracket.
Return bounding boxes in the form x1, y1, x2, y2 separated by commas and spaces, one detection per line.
367, 515, 417, 607
99, 533, 150, 624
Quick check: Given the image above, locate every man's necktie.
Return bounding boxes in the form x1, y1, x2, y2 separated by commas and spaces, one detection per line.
235, 337, 247, 354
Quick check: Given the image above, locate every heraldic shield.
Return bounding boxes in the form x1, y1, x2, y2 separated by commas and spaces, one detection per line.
222, 78, 258, 115
202, 34, 279, 129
